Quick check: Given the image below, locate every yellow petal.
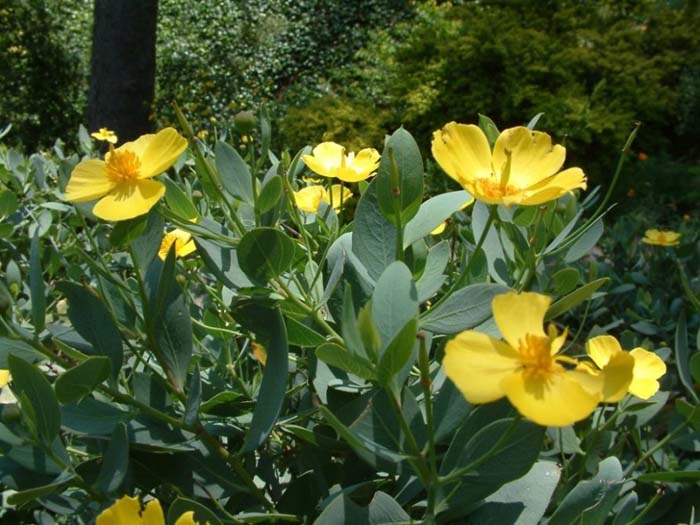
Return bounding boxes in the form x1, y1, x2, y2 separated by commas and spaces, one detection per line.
159, 229, 196, 260
293, 185, 327, 212
132, 128, 188, 179
517, 168, 587, 206
96, 496, 142, 525
492, 292, 550, 350
431, 222, 447, 235
65, 159, 115, 202
175, 511, 202, 525
641, 229, 680, 247
502, 369, 601, 426
629, 348, 666, 399
328, 184, 353, 209
0, 370, 9, 388
598, 351, 635, 402
431, 122, 492, 188
339, 148, 380, 182
302, 142, 345, 178
443, 330, 520, 404
141, 500, 165, 525
492, 127, 566, 187
586, 335, 622, 369
92, 180, 165, 221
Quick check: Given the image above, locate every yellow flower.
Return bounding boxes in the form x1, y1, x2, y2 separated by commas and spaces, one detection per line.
96, 496, 205, 525
91, 127, 118, 144
158, 229, 197, 260
642, 229, 680, 247
66, 128, 187, 221
431, 123, 587, 206
96, 496, 164, 525
302, 142, 380, 182
443, 292, 633, 426
293, 184, 353, 213
0, 370, 10, 388
252, 341, 267, 366
586, 336, 666, 400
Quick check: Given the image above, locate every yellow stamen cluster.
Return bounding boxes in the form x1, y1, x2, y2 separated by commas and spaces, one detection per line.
105, 150, 141, 183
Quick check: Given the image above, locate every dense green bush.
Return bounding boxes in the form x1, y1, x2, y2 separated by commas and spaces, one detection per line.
282, 0, 700, 204
0, 0, 87, 151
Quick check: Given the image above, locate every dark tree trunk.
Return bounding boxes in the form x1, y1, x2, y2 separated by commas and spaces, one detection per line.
87, 0, 158, 144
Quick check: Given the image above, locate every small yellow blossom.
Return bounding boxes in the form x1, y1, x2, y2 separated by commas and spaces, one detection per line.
642, 229, 680, 247
293, 184, 353, 213
196, 130, 208, 139
96, 496, 204, 525
302, 142, 380, 183
432, 123, 586, 206
0, 370, 10, 388
585, 336, 666, 400
66, 128, 187, 221
91, 128, 118, 144
158, 229, 197, 260
252, 341, 267, 366
443, 292, 633, 426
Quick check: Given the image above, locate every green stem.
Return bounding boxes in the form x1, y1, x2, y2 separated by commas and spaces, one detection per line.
677, 260, 700, 314
275, 277, 342, 343
624, 420, 688, 477
456, 205, 497, 288
626, 488, 664, 525
417, 333, 438, 521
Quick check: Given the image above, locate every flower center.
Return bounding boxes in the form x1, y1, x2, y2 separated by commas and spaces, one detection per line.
475, 177, 519, 199
106, 150, 141, 183
518, 334, 555, 378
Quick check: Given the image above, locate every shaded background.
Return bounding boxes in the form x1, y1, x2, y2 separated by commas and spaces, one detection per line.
1, 0, 699, 211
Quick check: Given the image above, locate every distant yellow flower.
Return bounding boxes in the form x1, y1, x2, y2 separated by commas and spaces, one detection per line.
66, 128, 187, 221
0, 370, 10, 388
252, 341, 267, 366
293, 184, 353, 213
158, 229, 197, 260
432, 123, 586, 206
91, 128, 118, 144
585, 336, 666, 400
96, 496, 204, 525
443, 292, 633, 426
96, 496, 164, 525
302, 142, 380, 182
430, 197, 475, 235
642, 229, 680, 247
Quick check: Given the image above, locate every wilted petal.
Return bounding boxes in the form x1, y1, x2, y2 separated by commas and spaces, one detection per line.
443, 330, 520, 404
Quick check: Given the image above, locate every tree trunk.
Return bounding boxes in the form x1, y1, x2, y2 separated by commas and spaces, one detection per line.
87, 0, 158, 144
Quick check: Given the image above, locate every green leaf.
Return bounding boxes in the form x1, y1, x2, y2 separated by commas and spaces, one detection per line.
61, 398, 131, 436
215, 140, 254, 204
56, 282, 123, 379
433, 379, 472, 444
54, 356, 111, 404
286, 317, 326, 348
237, 227, 296, 285
130, 210, 164, 272
0, 338, 44, 368
316, 343, 375, 380
421, 284, 509, 334
371, 261, 418, 351
564, 218, 603, 262
168, 497, 222, 525
110, 215, 149, 246
551, 268, 581, 295
376, 127, 424, 225
0, 189, 19, 217
95, 423, 128, 493
7, 471, 75, 506
352, 178, 397, 281
241, 307, 289, 452
8, 355, 61, 445
466, 461, 560, 525
146, 255, 193, 391
403, 191, 472, 248
376, 319, 418, 386
257, 175, 282, 214
675, 311, 700, 403
29, 233, 45, 334
478, 114, 500, 146
416, 241, 450, 303
194, 237, 254, 289
163, 176, 200, 222
691, 352, 700, 385
547, 457, 624, 525
545, 278, 609, 321
183, 364, 201, 427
